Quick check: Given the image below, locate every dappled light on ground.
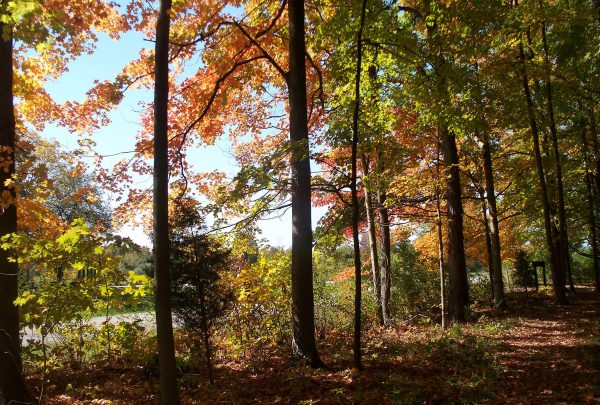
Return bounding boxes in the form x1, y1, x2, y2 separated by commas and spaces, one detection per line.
35, 287, 600, 404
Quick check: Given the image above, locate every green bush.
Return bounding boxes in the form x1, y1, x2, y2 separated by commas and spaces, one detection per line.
512, 250, 534, 288
390, 241, 440, 320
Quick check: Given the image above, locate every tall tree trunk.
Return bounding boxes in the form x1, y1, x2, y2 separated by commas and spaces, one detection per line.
375, 148, 392, 325
540, 17, 573, 293
288, 0, 322, 367
441, 126, 470, 320
479, 131, 506, 308
589, 106, 600, 194
367, 63, 391, 326
351, 0, 368, 370
581, 118, 600, 293
0, 20, 30, 405
360, 154, 384, 325
153, 1, 180, 403
426, 3, 469, 320
436, 201, 446, 330
435, 140, 446, 329
517, 40, 566, 304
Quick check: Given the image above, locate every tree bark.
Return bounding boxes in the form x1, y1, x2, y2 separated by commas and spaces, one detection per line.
360, 154, 384, 325
480, 131, 506, 308
435, 140, 446, 329
288, 0, 322, 367
375, 148, 392, 325
441, 126, 470, 320
517, 40, 566, 303
0, 20, 31, 405
480, 190, 495, 298
350, 0, 368, 371
153, 1, 180, 402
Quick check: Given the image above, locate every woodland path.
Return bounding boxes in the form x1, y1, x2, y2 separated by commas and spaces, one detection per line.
492, 287, 600, 404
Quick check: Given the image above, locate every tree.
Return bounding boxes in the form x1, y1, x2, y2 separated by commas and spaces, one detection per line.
350, 0, 368, 370
0, 14, 30, 405
152, 0, 180, 402
288, 0, 322, 366
581, 117, 600, 293
17, 133, 112, 229
515, 16, 566, 304
539, 4, 573, 293
513, 250, 534, 289
0, 0, 127, 398
479, 129, 506, 309
424, 0, 469, 320
169, 201, 234, 385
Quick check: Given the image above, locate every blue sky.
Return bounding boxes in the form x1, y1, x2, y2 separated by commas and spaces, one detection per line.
41, 31, 326, 248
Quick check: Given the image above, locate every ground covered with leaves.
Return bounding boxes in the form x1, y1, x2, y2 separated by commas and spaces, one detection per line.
36, 287, 600, 404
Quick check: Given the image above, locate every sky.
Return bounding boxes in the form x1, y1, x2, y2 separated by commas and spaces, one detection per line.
41, 31, 327, 248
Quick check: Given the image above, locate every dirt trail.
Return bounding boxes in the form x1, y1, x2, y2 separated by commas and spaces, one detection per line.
494, 287, 600, 403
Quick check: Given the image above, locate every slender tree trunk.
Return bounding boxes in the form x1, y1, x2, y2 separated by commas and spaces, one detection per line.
435, 141, 446, 329
0, 19, 31, 405
540, 17, 573, 293
288, 0, 322, 367
360, 154, 383, 325
517, 40, 566, 304
350, 0, 367, 370
436, 203, 446, 330
580, 119, 600, 293
199, 285, 214, 384
480, 190, 495, 299
375, 148, 392, 325
479, 131, 506, 308
589, 106, 600, 194
153, 1, 180, 402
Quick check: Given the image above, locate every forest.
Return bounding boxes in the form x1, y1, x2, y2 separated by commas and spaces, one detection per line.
1, 0, 599, 403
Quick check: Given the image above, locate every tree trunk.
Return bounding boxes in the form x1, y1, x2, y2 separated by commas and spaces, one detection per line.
0, 19, 31, 405
517, 40, 566, 304
375, 148, 392, 325
350, 0, 368, 371
360, 154, 383, 325
480, 131, 506, 308
589, 106, 600, 195
580, 118, 600, 293
199, 285, 214, 384
480, 190, 495, 299
288, 0, 322, 367
436, 204, 446, 330
435, 141, 446, 329
367, 62, 391, 326
153, 1, 180, 402
441, 126, 470, 320
540, 17, 573, 293
425, 3, 469, 320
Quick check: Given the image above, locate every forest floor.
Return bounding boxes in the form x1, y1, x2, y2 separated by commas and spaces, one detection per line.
37, 286, 600, 404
